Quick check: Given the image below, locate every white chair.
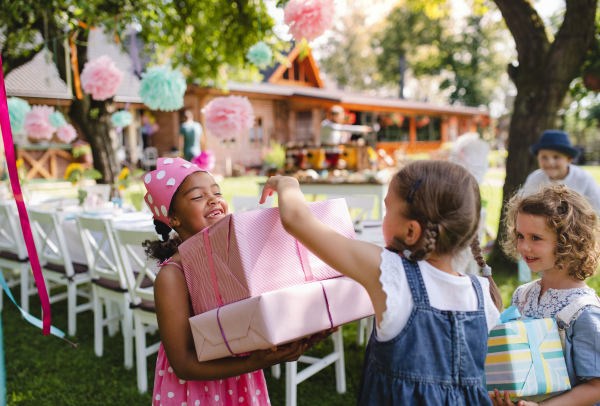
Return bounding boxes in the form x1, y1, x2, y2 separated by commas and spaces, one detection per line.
114, 226, 160, 394
326, 194, 376, 224
141, 147, 158, 171
83, 184, 112, 203
271, 329, 346, 406
231, 195, 274, 212
76, 214, 134, 369
0, 201, 33, 312
28, 208, 92, 336
326, 194, 376, 345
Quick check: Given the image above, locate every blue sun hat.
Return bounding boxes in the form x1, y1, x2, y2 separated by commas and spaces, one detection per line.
530, 130, 580, 158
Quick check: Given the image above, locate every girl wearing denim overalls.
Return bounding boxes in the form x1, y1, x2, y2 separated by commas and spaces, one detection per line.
261, 160, 504, 405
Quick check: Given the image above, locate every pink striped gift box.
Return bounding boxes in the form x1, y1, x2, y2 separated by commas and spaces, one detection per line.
178, 199, 355, 313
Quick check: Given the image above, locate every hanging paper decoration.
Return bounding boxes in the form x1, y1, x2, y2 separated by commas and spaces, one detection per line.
23, 105, 55, 141
247, 41, 273, 68
7, 97, 31, 134
283, 0, 335, 42
49, 111, 67, 128
111, 110, 133, 128
56, 124, 78, 144
139, 66, 186, 111
192, 150, 216, 172
201, 95, 255, 138
80, 55, 124, 101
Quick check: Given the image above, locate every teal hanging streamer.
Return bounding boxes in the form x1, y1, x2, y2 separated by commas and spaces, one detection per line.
0, 271, 66, 340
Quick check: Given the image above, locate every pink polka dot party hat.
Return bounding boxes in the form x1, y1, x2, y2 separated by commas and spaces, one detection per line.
143, 157, 206, 225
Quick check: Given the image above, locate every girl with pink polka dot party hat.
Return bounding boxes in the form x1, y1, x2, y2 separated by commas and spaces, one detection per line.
143, 157, 328, 405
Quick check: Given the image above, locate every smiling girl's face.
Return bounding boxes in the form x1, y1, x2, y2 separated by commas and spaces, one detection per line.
516, 212, 558, 274
169, 171, 229, 241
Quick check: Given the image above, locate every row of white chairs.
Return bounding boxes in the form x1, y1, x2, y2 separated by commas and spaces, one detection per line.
0, 201, 160, 393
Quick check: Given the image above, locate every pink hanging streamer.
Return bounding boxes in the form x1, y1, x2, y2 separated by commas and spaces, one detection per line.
0, 56, 52, 335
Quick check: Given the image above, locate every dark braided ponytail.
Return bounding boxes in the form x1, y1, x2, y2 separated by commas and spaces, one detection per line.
470, 237, 503, 311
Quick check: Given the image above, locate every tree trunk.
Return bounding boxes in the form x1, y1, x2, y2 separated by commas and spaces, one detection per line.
488, 0, 598, 273
50, 28, 118, 184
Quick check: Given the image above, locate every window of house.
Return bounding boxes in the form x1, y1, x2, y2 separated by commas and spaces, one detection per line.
249, 118, 264, 144
376, 113, 410, 142
416, 116, 442, 141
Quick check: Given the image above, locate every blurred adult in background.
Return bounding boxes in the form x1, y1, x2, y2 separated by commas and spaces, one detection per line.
320, 105, 371, 145
179, 110, 203, 161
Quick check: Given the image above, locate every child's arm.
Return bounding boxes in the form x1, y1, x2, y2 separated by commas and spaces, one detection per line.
154, 262, 310, 381
260, 176, 387, 325
491, 378, 600, 406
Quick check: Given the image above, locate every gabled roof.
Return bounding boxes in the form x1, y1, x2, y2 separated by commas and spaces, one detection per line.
264, 45, 324, 88
5, 29, 142, 103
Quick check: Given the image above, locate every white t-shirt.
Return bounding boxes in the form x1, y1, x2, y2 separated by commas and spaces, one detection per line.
522, 164, 600, 214
376, 249, 500, 342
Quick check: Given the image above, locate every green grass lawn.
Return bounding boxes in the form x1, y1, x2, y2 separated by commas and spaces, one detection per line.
4, 167, 600, 405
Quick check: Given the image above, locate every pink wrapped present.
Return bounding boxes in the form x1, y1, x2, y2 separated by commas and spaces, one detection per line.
190, 276, 374, 361
178, 199, 355, 313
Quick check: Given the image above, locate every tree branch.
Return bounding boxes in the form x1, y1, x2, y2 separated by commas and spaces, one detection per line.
546, 0, 598, 81
492, 0, 550, 72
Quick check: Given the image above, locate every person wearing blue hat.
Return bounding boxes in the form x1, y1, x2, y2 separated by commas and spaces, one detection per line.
519, 130, 600, 282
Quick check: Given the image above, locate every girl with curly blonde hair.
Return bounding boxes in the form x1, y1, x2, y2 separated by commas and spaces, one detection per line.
492, 184, 600, 406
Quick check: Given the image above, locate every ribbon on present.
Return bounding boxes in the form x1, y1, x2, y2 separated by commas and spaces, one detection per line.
203, 227, 224, 307
296, 241, 314, 282
0, 55, 53, 336
497, 305, 523, 325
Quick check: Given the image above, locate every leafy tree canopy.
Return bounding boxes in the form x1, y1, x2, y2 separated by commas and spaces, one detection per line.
0, 0, 276, 83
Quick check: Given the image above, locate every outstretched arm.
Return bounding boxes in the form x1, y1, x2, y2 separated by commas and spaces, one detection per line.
155, 261, 309, 381
260, 176, 387, 323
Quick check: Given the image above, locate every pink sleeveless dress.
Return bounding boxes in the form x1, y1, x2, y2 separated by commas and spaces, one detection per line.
152, 261, 271, 406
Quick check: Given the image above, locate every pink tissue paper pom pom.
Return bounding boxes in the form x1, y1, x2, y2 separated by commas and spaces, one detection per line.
284, 0, 335, 42
80, 55, 124, 101
24, 105, 55, 140
56, 124, 77, 144
202, 95, 255, 138
192, 150, 216, 172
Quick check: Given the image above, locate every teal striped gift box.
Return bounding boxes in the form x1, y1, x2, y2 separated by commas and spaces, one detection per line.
485, 307, 571, 400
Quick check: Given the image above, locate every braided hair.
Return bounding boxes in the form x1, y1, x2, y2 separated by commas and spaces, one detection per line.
387, 160, 503, 311
143, 190, 183, 262
143, 219, 183, 262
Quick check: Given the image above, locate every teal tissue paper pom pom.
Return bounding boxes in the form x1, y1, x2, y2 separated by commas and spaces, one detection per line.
49, 111, 67, 129
111, 110, 133, 128
139, 66, 186, 111
7, 97, 31, 134
247, 41, 273, 68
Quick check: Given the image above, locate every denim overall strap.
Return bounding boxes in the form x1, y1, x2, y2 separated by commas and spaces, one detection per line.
401, 257, 429, 306
467, 274, 485, 312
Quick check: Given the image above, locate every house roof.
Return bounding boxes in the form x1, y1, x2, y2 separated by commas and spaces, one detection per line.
5, 29, 142, 103
225, 81, 488, 116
